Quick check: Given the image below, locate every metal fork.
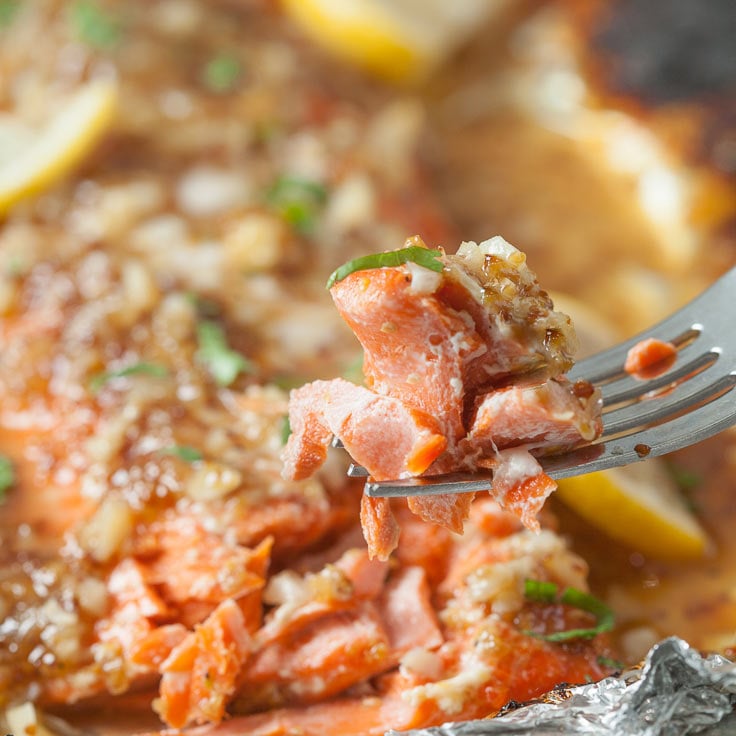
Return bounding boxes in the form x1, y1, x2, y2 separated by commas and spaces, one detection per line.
337, 266, 736, 498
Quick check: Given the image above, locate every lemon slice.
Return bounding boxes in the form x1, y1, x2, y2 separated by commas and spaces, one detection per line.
0, 79, 118, 217
556, 460, 708, 560
281, 0, 497, 83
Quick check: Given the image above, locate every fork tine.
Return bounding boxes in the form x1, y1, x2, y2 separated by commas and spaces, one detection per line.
601, 350, 718, 409
366, 376, 736, 497
344, 267, 736, 498
600, 359, 730, 437
348, 463, 369, 477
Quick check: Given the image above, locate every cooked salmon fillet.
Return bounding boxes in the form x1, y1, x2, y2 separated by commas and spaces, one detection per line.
283, 236, 602, 557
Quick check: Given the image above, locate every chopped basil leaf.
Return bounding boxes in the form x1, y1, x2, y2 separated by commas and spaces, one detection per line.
0, 455, 14, 502
203, 53, 242, 93
160, 445, 203, 463
0, 0, 20, 28
89, 362, 168, 392
524, 579, 615, 642
266, 176, 327, 235
326, 246, 444, 289
597, 655, 625, 670
342, 354, 364, 385
196, 321, 253, 387
69, 0, 121, 49
280, 415, 291, 445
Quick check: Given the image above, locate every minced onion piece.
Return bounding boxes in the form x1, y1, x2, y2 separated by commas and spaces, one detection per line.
523, 578, 614, 642
326, 245, 444, 289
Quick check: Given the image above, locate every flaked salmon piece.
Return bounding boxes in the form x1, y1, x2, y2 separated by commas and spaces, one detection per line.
466, 377, 602, 452
154, 599, 251, 729
285, 236, 603, 557
376, 566, 443, 654
330, 237, 578, 426
231, 487, 361, 563
129, 624, 189, 670
330, 268, 483, 440
360, 494, 401, 561
170, 693, 421, 736
240, 564, 442, 712
257, 548, 389, 646
624, 337, 677, 380
96, 559, 171, 663
489, 451, 558, 532
333, 547, 390, 598
241, 605, 392, 706
284, 378, 447, 482
406, 492, 475, 535
133, 518, 272, 626
462, 378, 600, 528
468, 497, 525, 538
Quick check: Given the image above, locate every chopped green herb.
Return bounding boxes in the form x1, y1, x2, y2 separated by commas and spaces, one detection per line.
326, 246, 444, 289
266, 176, 327, 235
271, 375, 305, 391
6, 255, 26, 277
667, 462, 702, 493
160, 445, 203, 463
280, 415, 292, 445
597, 655, 625, 670
0, 0, 20, 28
342, 354, 365, 385
203, 53, 242, 93
89, 362, 168, 392
0, 455, 14, 502
69, 0, 121, 49
196, 321, 253, 387
523, 579, 615, 642
253, 120, 282, 144
185, 292, 222, 319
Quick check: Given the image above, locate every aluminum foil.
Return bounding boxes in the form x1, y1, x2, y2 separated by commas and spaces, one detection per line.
389, 637, 736, 736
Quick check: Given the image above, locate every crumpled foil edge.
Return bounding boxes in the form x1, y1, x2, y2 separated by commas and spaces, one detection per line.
388, 637, 736, 736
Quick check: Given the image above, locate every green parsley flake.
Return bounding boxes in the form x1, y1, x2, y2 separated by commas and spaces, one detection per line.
196, 321, 253, 387
667, 462, 702, 493
523, 579, 615, 642
89, 362, 168, 393
597, 655, 625, 670
0, 0, 20, 28
203, 53, 242, 93
0, 455, 14, 502
69, 0, 121, 49
280, 415, 292, 445
342, 354, 365, 385
326, 246, 444, 289
160, 445, 203, 463
266, 176, 327, 236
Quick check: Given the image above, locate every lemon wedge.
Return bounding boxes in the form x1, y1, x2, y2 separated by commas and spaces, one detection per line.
556, 460, 708, 560
281, 0, 496, 83
0, 79, 118, 217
